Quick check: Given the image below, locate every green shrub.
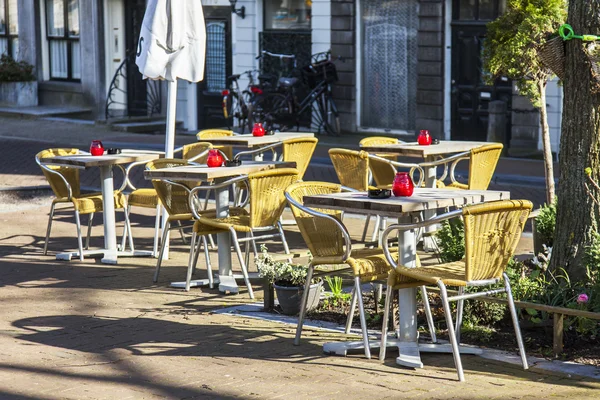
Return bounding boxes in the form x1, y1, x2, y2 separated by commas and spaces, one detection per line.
0, 54, 35, 82
535, 199, 557, 247
435, 218, 465, 262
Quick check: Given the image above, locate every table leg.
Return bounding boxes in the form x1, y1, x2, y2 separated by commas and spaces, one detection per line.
215, 182, 238, 294
422, 159, 438, 252
100, 165, 118, 264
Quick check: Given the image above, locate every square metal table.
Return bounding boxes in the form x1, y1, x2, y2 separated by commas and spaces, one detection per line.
303, 188, 510, 368
41, 151, 161, 264
144, 161, 296, 294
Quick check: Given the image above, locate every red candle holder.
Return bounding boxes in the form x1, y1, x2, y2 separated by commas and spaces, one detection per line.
417, 130, 432, 146
252, 122, 265, 137
90, 140, 104, 156
206, 149, 224, 168
392, 172, 414, 197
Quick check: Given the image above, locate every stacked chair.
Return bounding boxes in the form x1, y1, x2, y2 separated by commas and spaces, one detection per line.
36, 148, 130, 261
380, 199, 532, 381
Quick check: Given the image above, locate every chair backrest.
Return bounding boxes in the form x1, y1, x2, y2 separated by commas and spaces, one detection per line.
247, 168, 299, 228
467, 143, 503, 190
285, 181, 345, 258
328, 148, 370, 191
36, 148, 81, 198
196, 129, 233, 159
462, 199, 532, 281
282, 137, 318, 180
359, 136, 399, 187
182, 142, 212, 163
147, 159, 196, 217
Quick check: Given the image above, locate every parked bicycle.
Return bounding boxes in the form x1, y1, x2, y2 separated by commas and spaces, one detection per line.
221, 69, 261, 133
255, 50, 298, 92
248, 50, 341, 136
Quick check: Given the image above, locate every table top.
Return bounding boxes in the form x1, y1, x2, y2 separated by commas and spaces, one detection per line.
303, 188, 510, 218
40, 151, 161, 168
360, 140, 493, 157
144, 161, 297, 181
199, 132, 315, 147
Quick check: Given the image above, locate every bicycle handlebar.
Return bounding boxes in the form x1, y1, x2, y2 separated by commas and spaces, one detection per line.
256, 50, 296, 60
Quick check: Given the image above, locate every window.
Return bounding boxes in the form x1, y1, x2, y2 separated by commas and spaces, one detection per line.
0, 0, 19, 59
46, 0, 80, 80
264, 0, 311, 30
456, 0, 506, 21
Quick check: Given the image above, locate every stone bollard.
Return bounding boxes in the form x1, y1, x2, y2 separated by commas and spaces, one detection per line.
487, 100, 507, 154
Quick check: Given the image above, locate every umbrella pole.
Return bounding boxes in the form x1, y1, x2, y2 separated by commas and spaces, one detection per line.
161, 80, 179, 260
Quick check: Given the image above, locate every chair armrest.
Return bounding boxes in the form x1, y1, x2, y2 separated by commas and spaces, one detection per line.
188, 175, 249, 219
233, 142, 281, 160
367, 154, 425, 187
38, 163, 74, 200
120, 159, 154, 192
449, 156, 470, 186
186, 148, 211, 163
284, 192, 352, 261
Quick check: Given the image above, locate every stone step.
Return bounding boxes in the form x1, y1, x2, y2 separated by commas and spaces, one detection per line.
109, 119, 184, 133
0, 105, 93, 119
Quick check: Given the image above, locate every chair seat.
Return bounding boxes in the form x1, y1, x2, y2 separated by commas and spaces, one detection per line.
193, 207, 251, 234
128, 188, 160, 208
53, 191, 126, 214
312, 247, 397, 283
389, 260, 467, 288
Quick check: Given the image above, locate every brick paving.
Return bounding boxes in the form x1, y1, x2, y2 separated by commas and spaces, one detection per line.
0, 117, 591, 399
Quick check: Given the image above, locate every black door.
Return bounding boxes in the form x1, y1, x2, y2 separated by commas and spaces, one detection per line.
197, 7, 231, 129
124, 0, 150, 117
451, 0, 511, 142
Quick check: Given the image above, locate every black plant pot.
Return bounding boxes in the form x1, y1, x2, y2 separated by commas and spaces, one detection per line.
273, 281, 322, 315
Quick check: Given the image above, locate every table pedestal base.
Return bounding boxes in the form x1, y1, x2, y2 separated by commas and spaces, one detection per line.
323, 337, 482, 368
170, 272, 261, 294
56, 249, 153, 264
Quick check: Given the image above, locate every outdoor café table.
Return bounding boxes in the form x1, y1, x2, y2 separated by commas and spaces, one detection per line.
199, 132, 315, 161
144, 160, 296, 293
360, 140, 495, 250
40, 151, 161, 264
303, 187, 509, 368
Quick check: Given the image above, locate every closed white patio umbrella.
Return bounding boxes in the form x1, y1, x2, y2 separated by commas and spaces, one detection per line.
136, 0, 206, 258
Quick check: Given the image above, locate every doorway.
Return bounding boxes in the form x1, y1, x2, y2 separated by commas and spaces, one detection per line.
450, 0, 511, 142
197, 7, 232, 129
124, 0, 152, 117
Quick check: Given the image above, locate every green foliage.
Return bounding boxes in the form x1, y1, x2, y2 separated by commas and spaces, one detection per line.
255, 245, 315, 287
535, 198, 557, 247
0, 54, 35, 82
483, 0, 566, 107
435, 218, 465, 262
322, 276, 351, 309
584, 230, 600, 283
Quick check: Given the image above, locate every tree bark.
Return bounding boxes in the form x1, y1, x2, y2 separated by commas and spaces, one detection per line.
550, 1, 600, 280
538, 80, 556, 204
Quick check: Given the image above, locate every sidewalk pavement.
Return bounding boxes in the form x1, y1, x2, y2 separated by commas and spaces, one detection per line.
1, 183, 599, 398
0, 116, 552, 208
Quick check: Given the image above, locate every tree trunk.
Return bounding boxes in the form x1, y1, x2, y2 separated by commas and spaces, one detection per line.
538, 80, 556, 205
550, 1, 600, 280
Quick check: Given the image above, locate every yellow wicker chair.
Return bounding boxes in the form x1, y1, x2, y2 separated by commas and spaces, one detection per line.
359, 136, 401, 188
196, 129, 234, 160
189, 168, 300, 298
149, 158, 217, 289
121, 143, 213, 256
281, 137, 318, 180
380, 199, 532, 381
423, 143, 503, 190
285, 181, 397, 359
36, 148, 130, 261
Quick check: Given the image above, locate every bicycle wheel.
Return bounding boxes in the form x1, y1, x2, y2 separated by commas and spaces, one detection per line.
248, 93, 295, 132
313, 91, 340, 136
223, 92, 248, 133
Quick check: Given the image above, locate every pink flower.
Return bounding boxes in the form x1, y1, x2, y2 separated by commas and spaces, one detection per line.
577, 293, 589, 304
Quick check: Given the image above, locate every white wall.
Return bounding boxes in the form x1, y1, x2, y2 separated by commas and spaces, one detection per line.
539, 77, 562, 157
232, 0, 261, 91
312, 0, 331, 55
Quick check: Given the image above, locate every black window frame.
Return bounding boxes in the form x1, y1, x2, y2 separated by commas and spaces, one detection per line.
453, 0, 506, 22
0, 0, 18, 58
263, 0, 312, 31
46, 0, 80, 82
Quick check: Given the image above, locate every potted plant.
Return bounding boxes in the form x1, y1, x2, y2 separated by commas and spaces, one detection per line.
0, 54, 37, 107
256, 245, 322, 315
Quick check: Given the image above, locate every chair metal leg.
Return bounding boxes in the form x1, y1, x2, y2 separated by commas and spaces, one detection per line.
123, 205, 134, 253
43, 203, 56, 255
276, 222, 291, 261
455, 286, 465, 344
74, 210, 84, 262
153, 204, 161, 257
244, 231, 251, 267
231, 229, 254, 299
504, 272, 528, 370
185, 232, 198, 291
345, 286, 357, 334
202, 236, 214, 288
294, 264, 315, 346
370, 215, 380, 243
208, 234, 216, 249
249, 230, 258, 258
355, 276, 371, 359
120, 206, 130, 252
85, 212, 94, 250
421, 286, 437, 343
153, 222, 171, 283
361, 215, 371, 242
379, 285, 394, 362
177, 220, 187, 244
439, 281, 465, 382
